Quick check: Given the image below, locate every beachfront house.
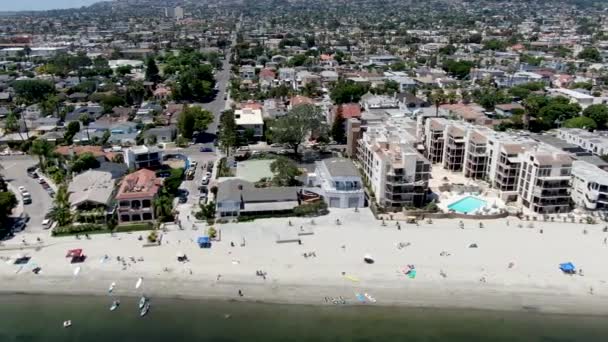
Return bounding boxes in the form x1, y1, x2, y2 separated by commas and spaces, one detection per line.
215, 179, 300, 218
307, 158, 364, 208
115, 169, 161, 224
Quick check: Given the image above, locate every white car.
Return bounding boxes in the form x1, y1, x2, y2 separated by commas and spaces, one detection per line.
201, 176, 209, 185
190, 161, 198, 168
18, 186, 27, 193
237, 146, 250, 152
42, 219, 53, 229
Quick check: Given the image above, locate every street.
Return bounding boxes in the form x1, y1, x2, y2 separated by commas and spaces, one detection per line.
0, 156, 53, 233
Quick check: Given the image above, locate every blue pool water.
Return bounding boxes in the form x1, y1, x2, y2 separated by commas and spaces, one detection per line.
448, 196, 487, 214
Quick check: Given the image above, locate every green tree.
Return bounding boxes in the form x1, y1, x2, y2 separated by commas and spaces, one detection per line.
172, 64, 216, 102
115, 65, 132, 76
79, 113, 92, 143
578, 47, 602, 62
219, 110, 237, 154
428, 89, 446, 116
30, 138, 53, 171
162, 168, 184, 196
270, 156, 302, 186
583, 104, 608, 128
50, 185, 72, 227
483, 39, 507, 51
563, 116, 597, 130
177, 106, 214, 139
4, 112, 24, 141
145, 57, 161, 83
0, 191, 17, 236
269, 104, 327, 157
331, 106, 346, 144
64, 121, 81, 144
330, 81, 368, 105
12, 79, 55, 104
442, 60, 475, 80
70, 152, 100, 173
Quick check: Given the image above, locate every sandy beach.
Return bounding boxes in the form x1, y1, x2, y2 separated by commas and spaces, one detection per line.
3, 208, 608, 315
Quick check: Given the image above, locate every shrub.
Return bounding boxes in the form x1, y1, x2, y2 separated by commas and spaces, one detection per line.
115, 222, 153, 232
208, 226, 217, 238
52, 223, 107, 236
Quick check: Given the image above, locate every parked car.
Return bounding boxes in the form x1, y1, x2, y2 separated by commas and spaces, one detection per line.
190, 161, 198, 168
18, 186, 26, 193
237, 146, 250, 152
201, 176, 209, 185
178, 196, 188, 204
206, 161, 214, 171
200, 147, 213, 152
12, 220, 26, 232
42, 219, 53, 229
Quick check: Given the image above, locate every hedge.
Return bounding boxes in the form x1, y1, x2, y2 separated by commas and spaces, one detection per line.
52, 224, 108, 236
115, 222, 154, 232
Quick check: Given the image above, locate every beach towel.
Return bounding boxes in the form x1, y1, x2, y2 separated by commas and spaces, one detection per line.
408, 270, 417, 279
344, 275, 360, 282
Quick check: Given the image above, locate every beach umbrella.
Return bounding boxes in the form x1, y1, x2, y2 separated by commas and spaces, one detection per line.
363, 254, 374, 264
559, 262, 576, 274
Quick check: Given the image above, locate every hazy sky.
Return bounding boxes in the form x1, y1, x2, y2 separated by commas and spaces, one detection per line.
3, 0, 103, 11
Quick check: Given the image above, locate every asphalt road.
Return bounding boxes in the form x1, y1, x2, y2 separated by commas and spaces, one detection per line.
195, 51, 232, 144
1, 156, 53, 233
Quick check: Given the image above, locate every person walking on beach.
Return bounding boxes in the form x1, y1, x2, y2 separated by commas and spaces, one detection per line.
604, 237, 607, 245
217, 274, 222, 281
238, 289, 243, 297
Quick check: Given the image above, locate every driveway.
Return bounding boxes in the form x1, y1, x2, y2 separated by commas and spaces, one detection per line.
1, 156, 53, 233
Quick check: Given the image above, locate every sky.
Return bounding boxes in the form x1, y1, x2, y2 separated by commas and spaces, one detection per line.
2, 0, 103, 12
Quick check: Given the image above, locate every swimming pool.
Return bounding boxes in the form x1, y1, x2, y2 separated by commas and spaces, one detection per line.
447, 196, 487, 214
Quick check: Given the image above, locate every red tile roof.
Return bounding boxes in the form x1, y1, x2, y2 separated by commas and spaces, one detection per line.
334, 103, 362, 119
115, 169, 161, 200
55, 145, 118, 161
291, 95, 314, 107
259, 68, 276, 78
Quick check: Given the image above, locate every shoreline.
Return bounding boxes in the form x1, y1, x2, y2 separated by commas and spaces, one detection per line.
3, 274, 608, 316
3, 209, 608, 318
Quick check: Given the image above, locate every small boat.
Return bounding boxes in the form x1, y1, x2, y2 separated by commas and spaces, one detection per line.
110, 300, 120, 311
135, 277, 143, 289
108, 282, 116, 293
140, 302, 150, 317
63, 320, 72, 328
138, 296, 148, 309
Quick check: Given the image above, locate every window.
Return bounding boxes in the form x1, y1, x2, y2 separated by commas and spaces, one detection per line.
120, 215, 130, 222
131, 200, 141, 209
119, 201, 130, 207
142, 199, 151, 208
142, 213, 152, 220
131, 214, 141, 221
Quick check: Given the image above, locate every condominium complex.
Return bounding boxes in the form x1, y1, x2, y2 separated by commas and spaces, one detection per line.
421, 118, 575, 213
571, 160, 608, 210
357, 117, 431, 209
517, 148, 572, 214
556, 128, 608, 156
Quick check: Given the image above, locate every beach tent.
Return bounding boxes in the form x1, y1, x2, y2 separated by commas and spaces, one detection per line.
559, 262, 576, 274
66, 249, 83, 258
197, 236, 211, 248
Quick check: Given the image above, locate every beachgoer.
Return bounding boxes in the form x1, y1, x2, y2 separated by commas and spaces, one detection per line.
217, 274, 221, 281
238, 289, 243, 297
604, 237, 607, 245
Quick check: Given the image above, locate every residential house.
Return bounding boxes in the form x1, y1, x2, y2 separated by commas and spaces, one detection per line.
234, 108, 264, 138
115, 169, 161, 224
68, 170, 116, 213
240, 65, 256, 80
143, 125, 177, 143
495, 103, 524, 117
124, 145, 163, 169
258, 68, 276, 89
307, 158, 364, 208
215, 179, 300, 217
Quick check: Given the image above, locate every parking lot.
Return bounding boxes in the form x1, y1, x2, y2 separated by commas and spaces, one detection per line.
1, 156, 53, 233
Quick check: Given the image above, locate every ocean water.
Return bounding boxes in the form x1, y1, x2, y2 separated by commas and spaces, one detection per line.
0, 294, 607, 341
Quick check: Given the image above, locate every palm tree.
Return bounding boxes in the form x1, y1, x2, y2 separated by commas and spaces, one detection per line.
446, 91, 459, 104
79, 114, 91, 143
4, 112, 24, 142
428, 89, 446, 116
30, 138, 53, 171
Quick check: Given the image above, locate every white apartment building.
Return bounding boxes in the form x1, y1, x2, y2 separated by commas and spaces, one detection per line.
548, 88, 604, 109
517, 148, 572, 214
308, 158, 365, 208
124, 145, 163, 170
357, 118, 431, 209
571, 160, 608, 210
235, 108, 264, 138
557, 128, 608, 156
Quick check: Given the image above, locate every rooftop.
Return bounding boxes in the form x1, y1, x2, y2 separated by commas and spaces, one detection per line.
115, 169, 161, 200
68, 170, 115, 208
321, 158, 360, 178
